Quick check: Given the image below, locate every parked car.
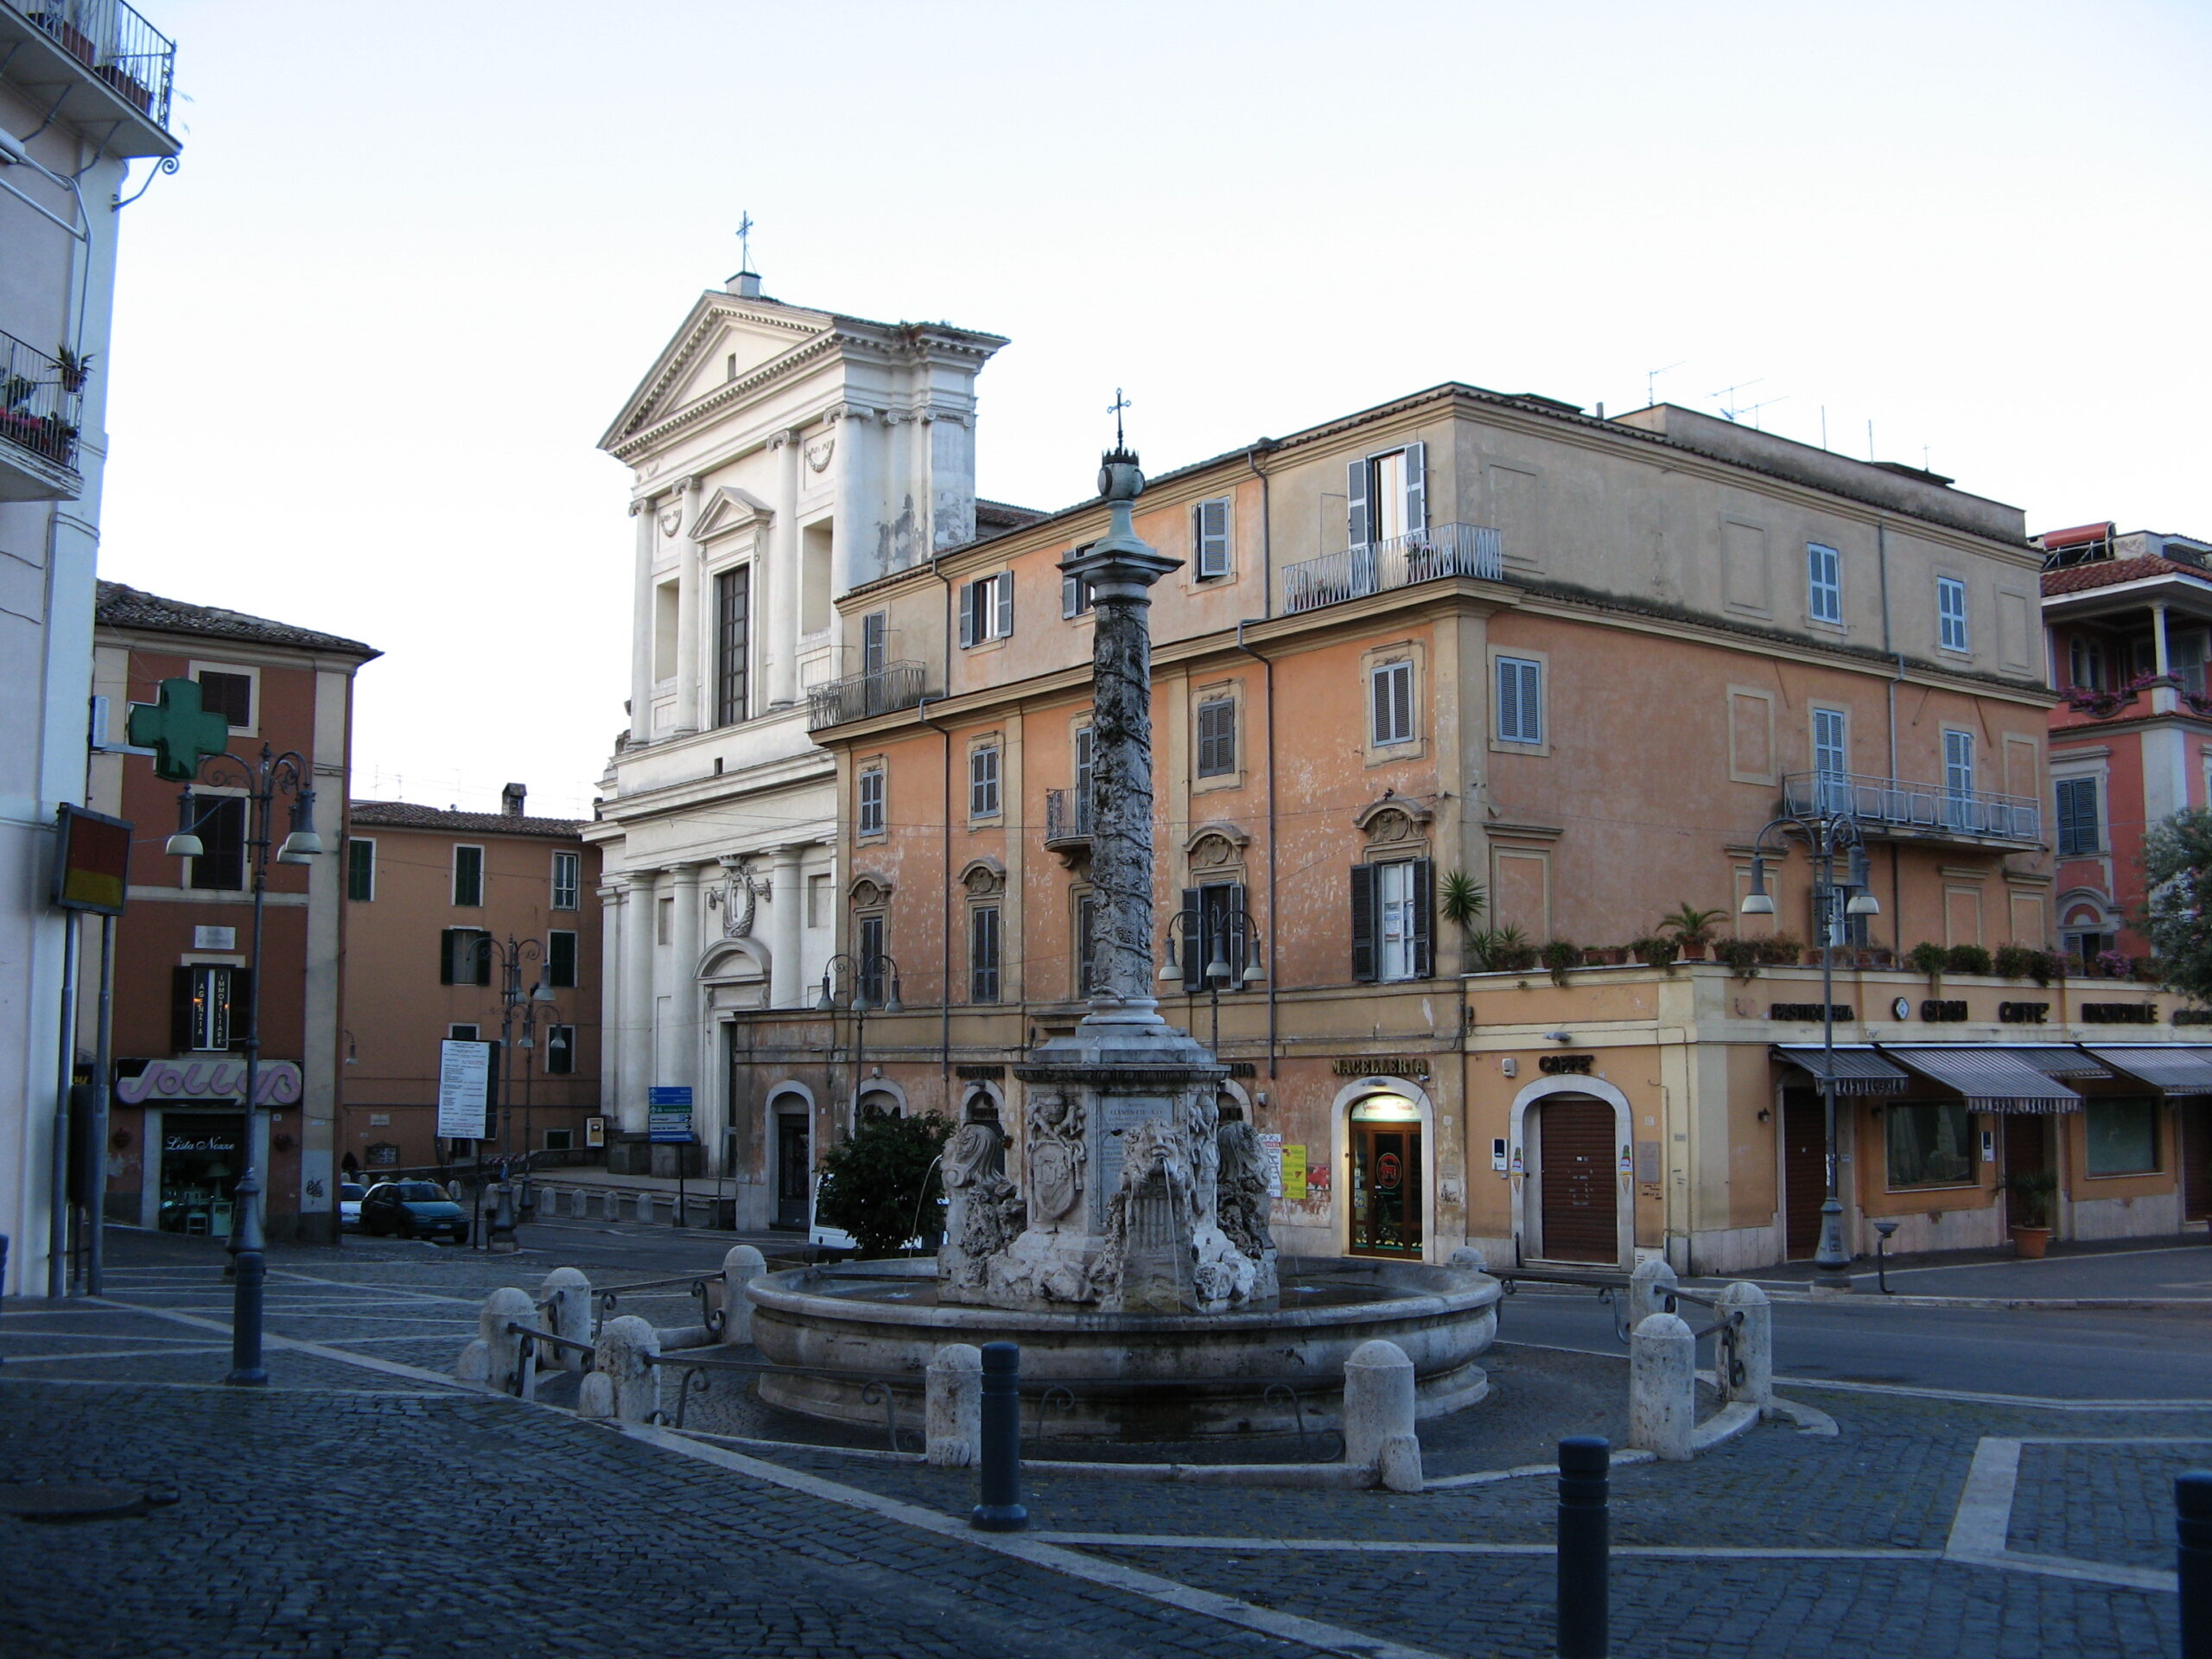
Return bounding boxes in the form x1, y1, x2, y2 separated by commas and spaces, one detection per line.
360, 1180, 470, 1244
339, 1182, 365, 1231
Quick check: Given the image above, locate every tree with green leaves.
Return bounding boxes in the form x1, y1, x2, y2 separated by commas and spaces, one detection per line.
813, 1109, 954, 1257
2140, 807, 2212, 1007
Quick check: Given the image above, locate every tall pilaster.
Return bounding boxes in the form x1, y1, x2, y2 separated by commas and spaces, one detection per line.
620, 869, 658, 1131
667, 864, 703, 1100
770, 428, 800, 708
597, 880, 626, 1113
672, 477, 703, 737
629, 499, 655, 747
771, 843, 805, 1008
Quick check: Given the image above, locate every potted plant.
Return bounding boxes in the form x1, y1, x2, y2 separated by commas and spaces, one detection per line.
1439, 869, 1488, 967
1491, 926, 1540, 974
1713, 938, 1761, 979
1755, 934, 1805, 967
1659, 904, 1728, 961
1906, 941, 1948, 980
54, 345, 93, 395
1541, 939, 1580, 987
1944, 944, 1993, 976
1999, 1168, 2059, 1259
1629, 934, 1679, 969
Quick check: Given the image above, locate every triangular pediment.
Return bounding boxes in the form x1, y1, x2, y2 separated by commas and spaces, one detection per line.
600, 290, 834, 452
692, 485, 774, 543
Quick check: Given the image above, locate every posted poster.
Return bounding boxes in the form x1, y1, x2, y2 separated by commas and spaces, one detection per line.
436, 1040, 493, 1138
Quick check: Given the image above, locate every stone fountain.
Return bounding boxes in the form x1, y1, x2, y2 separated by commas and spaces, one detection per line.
748, 442, 1500, 1440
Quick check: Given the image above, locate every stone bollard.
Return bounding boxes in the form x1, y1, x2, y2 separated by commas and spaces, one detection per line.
926, 1343, 983, 1468
540, 1267, 592, 1371
1715, 1281, 1772, 1410
1630, 1312, 1696, 1462
1342, 1338, 1423, 1493
591, 1314, 661, 1423
1628, 1255, 1679, 1326
720, 1245, 766, 1346
479, 1287, 535, 1395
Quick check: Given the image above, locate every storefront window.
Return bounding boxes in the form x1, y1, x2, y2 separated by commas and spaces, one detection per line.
157, 1113, 245, 1236
1885, 1102, 1975, 1188
2084, 1098, 2160, 1176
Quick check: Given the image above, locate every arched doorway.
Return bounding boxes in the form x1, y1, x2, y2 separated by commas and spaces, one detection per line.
767, 1085, 812, 1231
1510, 1077, 1632, 1268
1348, 1094, 1425, 1258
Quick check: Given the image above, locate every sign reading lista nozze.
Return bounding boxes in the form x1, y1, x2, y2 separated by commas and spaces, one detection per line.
648, 1085, 695, 1143
436, 1040, 493, 1139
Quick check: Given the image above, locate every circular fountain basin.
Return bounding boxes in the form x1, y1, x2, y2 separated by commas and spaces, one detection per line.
747, 1255, 1500, 1440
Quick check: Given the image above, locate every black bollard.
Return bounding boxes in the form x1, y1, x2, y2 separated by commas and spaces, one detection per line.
2182, 1470, 2210, 1659
224, 1170, 268, 1386
970, 1340, 1027, 1532
1556, 1435, 1609, 1659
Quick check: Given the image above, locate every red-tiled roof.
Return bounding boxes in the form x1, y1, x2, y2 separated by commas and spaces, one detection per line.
2041, 556, 2212, 597
95, 580, 378, 658
347, 799, 585, 840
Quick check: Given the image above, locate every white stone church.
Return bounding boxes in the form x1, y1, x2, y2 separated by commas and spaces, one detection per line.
586, 266, 1027, 1196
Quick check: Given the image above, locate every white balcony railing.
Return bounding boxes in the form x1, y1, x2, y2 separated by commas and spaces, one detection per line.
1280, 524, 1503, 616
1782, 769, 2042, 845
20, 0, 175, 127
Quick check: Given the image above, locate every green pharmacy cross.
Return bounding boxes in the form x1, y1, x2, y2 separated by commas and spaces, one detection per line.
127, 677, 232, 782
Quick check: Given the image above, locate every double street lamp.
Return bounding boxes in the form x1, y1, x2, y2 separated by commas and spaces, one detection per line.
1160, 905, 1264, 1053
480, 934, 559, 1249
162, 746, 322, 1387
817, 951, 902, 1136
1740, 807, 1880, 1292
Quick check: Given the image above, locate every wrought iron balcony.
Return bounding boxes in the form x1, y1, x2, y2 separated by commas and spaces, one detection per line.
1781, 769, 2042, 848
16, 0, 176, 127
0, 329, 84, 497
1043, 788, 1092, 851
1280, 524, 1504, 616
805, 661, 926, 730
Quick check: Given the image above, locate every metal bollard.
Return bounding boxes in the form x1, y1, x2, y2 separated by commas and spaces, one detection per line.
1556, 1435, 1610, 1659
969, 1340, 1027, 1532
2182, 1470, 2210, 1659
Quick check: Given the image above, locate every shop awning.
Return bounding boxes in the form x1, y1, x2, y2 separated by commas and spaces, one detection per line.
2086, 1046, 2212, 1098
1878, 1046, 2085, 1114
2005, 1046, 2113, 1079
1771, 1045, 1910, 1094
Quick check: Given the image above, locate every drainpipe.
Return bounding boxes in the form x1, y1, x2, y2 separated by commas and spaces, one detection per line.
1233, 620, 1277, 1077
1245, 441, 1277, 620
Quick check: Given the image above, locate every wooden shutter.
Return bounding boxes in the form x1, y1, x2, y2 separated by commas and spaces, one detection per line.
171, 965, 194, 1052
472, 931, 493, 988
1063, 575, 1082, 618
862, 611, 887, 676
959, 582, 978, 647
994, 573, 1014, 639
1346, 458, 1370, 549
1409, 860, 1433, 979
1179, 888, 1202, 991
1350, 865, 1378, 982
226, 970, 251, 1051
1197, 499, 1230, 578
439, 929, 456, 986
1226, 882, 1249, 977
1402, 441, 1427, 535
1497, 658, 1520, 741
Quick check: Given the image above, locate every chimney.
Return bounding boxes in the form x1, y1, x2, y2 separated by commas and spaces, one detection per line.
501, 782, 526, 817
728, 270, 761, 299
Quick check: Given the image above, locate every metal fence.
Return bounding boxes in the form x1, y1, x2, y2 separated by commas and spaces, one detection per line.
1280, 523, 1504, 615
1780, 768, 2042, 843
806, 661, 926, 730
0, 329, 84, 473
21, 0, 176, 127
1043, 787, 1091, 844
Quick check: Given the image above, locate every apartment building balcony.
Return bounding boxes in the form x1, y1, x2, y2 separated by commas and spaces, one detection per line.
806, 661, 926, 731
0, 329, 84, 500
1280, 524, 1503, 616
1043, 788, 1091, 855
1781, 769, 2042, 849
1, 0, 178, 149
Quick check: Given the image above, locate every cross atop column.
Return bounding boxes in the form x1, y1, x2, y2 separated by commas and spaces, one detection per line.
126, 677, 231, 782
1107, 387, 1131, 450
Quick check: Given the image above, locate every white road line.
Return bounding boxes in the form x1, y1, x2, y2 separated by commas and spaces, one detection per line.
1941, 1434, 2182, 1593
0, 1345, 229, 1364
80, 1298, 468, 1389
0, 1376, 459, 1396
1784, 1377, 2212, 1410
1033, 1533, 1944, 1561
1426, 1450, 1656, 1490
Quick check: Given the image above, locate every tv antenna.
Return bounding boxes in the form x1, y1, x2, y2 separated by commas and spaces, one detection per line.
1710, 378, 1764, 423
734, 210, 755, 274
1741, 394, 1788, 431
1646, 359, 1685, 407
1108, 387, 1132, 449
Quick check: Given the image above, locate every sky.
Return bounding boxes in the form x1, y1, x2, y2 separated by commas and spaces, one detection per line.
95, 0, 2212, 820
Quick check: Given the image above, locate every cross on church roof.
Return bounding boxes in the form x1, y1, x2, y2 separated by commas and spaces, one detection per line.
126, 677, 232, 782
735, 211, 755, 274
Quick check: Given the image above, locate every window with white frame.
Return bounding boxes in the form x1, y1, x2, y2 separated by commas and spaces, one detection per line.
959, 572, 1014, 647
1348, 443, 1427, 549
1807, 543, 1842, 625
1351, 858, 1433, 983
1936, 576, 1969, 652
452, 845, 484, 908
440, 929, 491, 987
1370, 659, 1414, 747
1495, 655, 1543, 746
969, 742, 1001, 819
2069, 632, 2106, 690
1193, 498, 1231, 580
551, 850, 580, 911
1812, 707, 1848, 812
856, 765, 886, 837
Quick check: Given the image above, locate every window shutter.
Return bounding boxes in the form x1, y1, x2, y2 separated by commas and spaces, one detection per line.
959, 583, 977, 648
1402, 441, 1427, 535
1409, 859, 1433, 979
226, 970, 252, 1051
1497, 658, 1520, 741
995, 572, 1014, 639
439, 929, 456, 986
862, 612, 887, 676
1371, 667, 1390, 744
1350, 865, 1378, 982
473, 931, 493, 988
1179, 887, 1202, 991
1393, 664, 1414, 743
1063, 575, 1081, 618
1197, 499, 1230, 579
1226, 882, 1249, 977
171, 966, 194, 1052
1346, 458, 1370, 549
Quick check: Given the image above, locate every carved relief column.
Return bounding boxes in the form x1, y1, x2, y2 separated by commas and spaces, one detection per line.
769, 428, 800, 709
620, 870, 658, 1135
629, 499, 655, 748
672, 476, 703, 737
770, 843, 805, 1008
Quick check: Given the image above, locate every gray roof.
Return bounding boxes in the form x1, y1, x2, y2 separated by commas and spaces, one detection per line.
348, 799, 586, 841
95, 581, 379, 659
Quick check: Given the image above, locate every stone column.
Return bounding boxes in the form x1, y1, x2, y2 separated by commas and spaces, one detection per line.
2152, 600, 2177, 715
667, 865, 702, 1103
672, 477, 702, 737
629, 499, 655, 747
770, 844, 805, 1008
598, 880, 625, 1117
830, 405, 865, 593
769, 428, 799, 709
620, 870, 658, 1134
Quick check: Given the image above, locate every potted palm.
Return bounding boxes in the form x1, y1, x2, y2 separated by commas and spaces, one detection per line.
1999, 1168, 2058, 1259
1659, 903, 1728, 962
1439, 869, 1488, 969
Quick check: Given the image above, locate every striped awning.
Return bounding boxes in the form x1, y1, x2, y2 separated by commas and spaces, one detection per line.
1771, 1045, 1910, 1094
1878, 1046, 2085, 1114
2088, 1046, 2212, 1098
2005, 1046, 2113, 1079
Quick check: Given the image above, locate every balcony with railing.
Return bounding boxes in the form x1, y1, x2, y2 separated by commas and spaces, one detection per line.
0, 330, 85, 499
1782, 769, 2042, 848
805, 661, 927, 730
11, 0, 176, 129
1280, 524, 1503, 616
1043, 788, 1092, 854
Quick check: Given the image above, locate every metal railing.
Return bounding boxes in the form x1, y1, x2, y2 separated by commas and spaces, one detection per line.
1780, 768, 2041, 843
1043, 787, 1091, 845
1280, 523, 1504, 615
19, 0, 176, 127
806, 661, 926, 730
0, 330, 84, 474
594, 1273, 725, 1339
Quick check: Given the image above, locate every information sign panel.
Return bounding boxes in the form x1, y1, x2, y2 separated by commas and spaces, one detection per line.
648, 1084, 694, 1143
436, 1040, 493, 1138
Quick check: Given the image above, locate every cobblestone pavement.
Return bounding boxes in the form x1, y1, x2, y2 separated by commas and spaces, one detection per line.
0, 1229, 2201, 1657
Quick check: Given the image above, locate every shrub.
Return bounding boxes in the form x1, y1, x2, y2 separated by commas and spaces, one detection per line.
1629, 935, 1679, 969
1658, 903, 1729, 946
1906, 941, 1948, 976
1992, 944, 2039, 981
1541, 939, 1580, 986
1753, 934, 1805, 966
2027, 949, 2066, 988
1944, 944, 1993, 976
813, 1110, 954, 1258
1713, 938, 1762, 978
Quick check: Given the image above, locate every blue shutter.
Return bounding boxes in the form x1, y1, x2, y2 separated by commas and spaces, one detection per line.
1347, 458, 1369, 550
1496, 658, 1520, 742
1402, 441, 1427, 536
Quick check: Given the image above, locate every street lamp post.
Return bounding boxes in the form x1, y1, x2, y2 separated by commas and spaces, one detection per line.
162, 745, 323, 1386
482, 935, 556, 1248
1159, 905, 1264, 1054
1740, 809, 1881, 1293
817, 950, 902, 1126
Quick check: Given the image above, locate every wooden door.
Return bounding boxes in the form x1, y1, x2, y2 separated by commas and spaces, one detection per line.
1349, 1124, 1423, 1257
2002, 1116, 2046, 1228
1537, 1096, 1618, 1263
2183, 1103, 2211, 1222
1782, 1090, 1827, 1260
774, 1113, 810, 1230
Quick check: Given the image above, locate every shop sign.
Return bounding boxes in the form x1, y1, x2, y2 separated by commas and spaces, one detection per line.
163, 1130, 238, 1154
2081, 1002, 2159, 1025
1538, 1053, 1594, 1075
1998, 1001, 2050, 1024
1769, 1004, 1853, 1023
118, 1058, 302, 1107
1332, 1057, 1430, 1079
1921, 1001, 1969, 1022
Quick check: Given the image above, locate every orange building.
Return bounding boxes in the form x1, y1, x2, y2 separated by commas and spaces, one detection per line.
340, 793, 602, 1175
686, 387, 2209, 1269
